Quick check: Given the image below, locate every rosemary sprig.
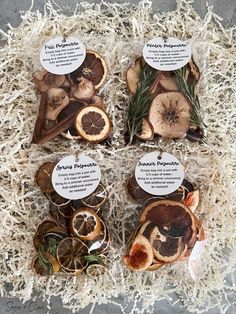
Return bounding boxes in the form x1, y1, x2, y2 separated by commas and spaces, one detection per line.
127, 60, 159, 144
174, 66, 205, 128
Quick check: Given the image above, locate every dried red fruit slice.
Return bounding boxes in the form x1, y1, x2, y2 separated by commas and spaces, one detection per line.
31, 255, 52, 276
123, 234, 153, 271
74, 106, 112, 143
140, 200, 196, 245
183, 190, 200, 212
150, 226, 183, 263
69, 50, 108, 89
35, 161, 57, 193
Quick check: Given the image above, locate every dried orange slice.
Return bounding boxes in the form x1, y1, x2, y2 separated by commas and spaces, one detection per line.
81, 184, 108, 209
75, 106, 112, 143
69, 50, 108, 89
35, 161, 57, 193
71, 208, 101, 240
57, 237, 88, 275
123, 234, 153, 271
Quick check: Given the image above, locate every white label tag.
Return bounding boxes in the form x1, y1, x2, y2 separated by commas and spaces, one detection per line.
40, 36, 86, 75
188, 240, 206, 280
135, 152, 185, 196
52, 155, 101, 200
143, 37, 191, 71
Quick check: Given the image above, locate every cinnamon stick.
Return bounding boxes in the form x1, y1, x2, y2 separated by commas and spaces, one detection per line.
35, 112, 75, 145
31, 92, 47, 144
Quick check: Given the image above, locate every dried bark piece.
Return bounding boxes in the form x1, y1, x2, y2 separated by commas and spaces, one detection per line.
75, 106, 112, 143
33, 70, 65, 92
32, 92, 48, 143
123, 234, 153, 271
46, 88, 70, 120
148, 91, 191, 138
69, 50, 108, 89
58, 99, 86, 140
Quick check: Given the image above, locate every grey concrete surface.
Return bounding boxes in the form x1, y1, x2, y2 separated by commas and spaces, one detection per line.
0, 1, 235, 313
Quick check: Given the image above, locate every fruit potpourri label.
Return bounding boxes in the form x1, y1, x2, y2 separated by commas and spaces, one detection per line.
135, 152, 185, 195
143, 37, 191, 71
40, 36, 86, 75
52, 155, 101, 199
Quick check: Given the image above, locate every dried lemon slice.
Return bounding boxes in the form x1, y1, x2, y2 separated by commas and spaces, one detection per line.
86, 264, 107, 277
81, 184, 108, 209
57, 237, 88, 275
35, 161, 57, 193
71, 208, 102, 240
75, 106, 112, 143
69, 50, 108, 89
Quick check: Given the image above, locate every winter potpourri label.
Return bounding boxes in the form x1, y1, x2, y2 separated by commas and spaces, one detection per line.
143, 37, 191, 71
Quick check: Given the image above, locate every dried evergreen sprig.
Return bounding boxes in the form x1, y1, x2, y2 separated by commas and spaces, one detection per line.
174, 66, 205, 128
38, 238, 59, 274
83, 254, 102, 264
127, 60, 159, 144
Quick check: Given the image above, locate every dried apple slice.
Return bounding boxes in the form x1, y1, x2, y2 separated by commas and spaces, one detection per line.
46, 88, 70, 120
186, 58, 200, 83
33, 70, 65, 92
72, 77, 95, 100
147, 259, 165, 271
126, 58, 142, 94
140, 200, 196, 245
136, 118, 154, 141
148, 91, 191, 138
69, 50, 108, 89
183, 190, 200, 212
159, 71, 178, 91
35, 161, 57, 193
150, 226, 183, 263
123, 234, 153, 271
74, 106, 112, 143
88, 95, 105, 110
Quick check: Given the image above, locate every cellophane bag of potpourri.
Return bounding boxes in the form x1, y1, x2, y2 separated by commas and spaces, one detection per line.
124, 37, 208, 144
32, 156, 111, 278
31, 36, 112, 145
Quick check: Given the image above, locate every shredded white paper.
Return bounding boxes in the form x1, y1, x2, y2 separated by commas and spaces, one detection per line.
0, 1, 235, 313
